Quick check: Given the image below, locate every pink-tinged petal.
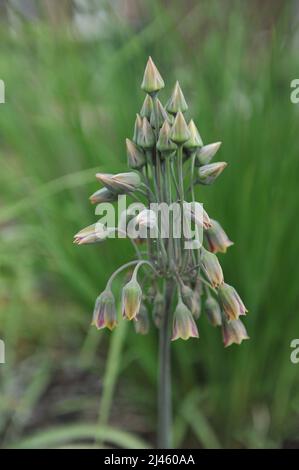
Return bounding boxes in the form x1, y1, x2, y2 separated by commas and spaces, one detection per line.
222, 319, 249, 347
172, 302, 199, 341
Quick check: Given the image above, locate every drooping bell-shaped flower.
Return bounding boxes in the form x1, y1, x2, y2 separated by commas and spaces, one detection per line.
204, 219, 234, 254
222, 318, 249, 347
172, 301, 199, 341
92, 289, 117, 330
200, 248, 224, 288
122, 275, 142, 320
218, 283, 248, 321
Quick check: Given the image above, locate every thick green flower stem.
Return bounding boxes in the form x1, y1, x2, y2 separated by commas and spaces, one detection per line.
177, 144, 185, 267
158, 279, 174, 449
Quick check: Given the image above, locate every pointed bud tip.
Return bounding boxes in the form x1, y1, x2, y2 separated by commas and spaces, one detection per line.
170, 111, 191, 144
141, 57, 165, 94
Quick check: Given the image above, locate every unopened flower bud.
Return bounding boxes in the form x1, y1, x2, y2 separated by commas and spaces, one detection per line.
222, 319, 249, 347
133, 113, 143, 144
126, 138, 146, 170
134, 303, 150, 335
150, 99, 170, 129
153, 291, 164, 327
196, 142, 222, 166
73, 223, 113, 245
204, 219, 233, 254
184, 120, 203, 151
140, 94, 153, 120
138, 117, 155, 149
141, 56, 165, 95
218, 283, 248, 321
198, 162, 227, 185
166, 81, 188, 114
172, 301, 199, 341
200, 248, 224, 288
89, 187, 117, 205
122, 276, 142, 320
92, 290, 117, 330
96, 172, 141, 194
205, 296, 222, 327
170, 111, 191, 144
157, 120, 177, 155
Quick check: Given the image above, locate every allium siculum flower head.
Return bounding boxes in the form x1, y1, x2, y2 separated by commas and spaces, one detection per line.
122, 275, 142, 320
204, 219, 234, 254
141, 56, 165, 95
73, 223, 113, 245
156, 120, 177, 156
96, 172, 141, 194
172, 300, 199, 341
200, 248, 224, 288
222, 318, 249, 347
170, 111, 191, 145
133, 113, 143, 144
184, 120, 203, 152
181, 284, 197, 316
205, 296, 222, 327
198, 162, 227, 185
166, 81, 188, 114
196, 142, 222, 166
134, 303, 150, 335
150, 99, 170, 129
126, 138, 146, 170
92, 289, 117, 330
137, 117, 155, 149
218, 283, 248, 321
89, 187, 117, 205
140, 94, 153, 120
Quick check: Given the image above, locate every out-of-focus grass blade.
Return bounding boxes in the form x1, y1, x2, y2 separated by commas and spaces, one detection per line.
11, 423, 150, 449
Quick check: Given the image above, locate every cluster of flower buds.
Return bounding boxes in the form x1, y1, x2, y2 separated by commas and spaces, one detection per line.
74, 57, 249, 347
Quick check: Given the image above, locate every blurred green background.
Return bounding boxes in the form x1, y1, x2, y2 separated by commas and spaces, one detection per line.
0, 0, 299, 449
